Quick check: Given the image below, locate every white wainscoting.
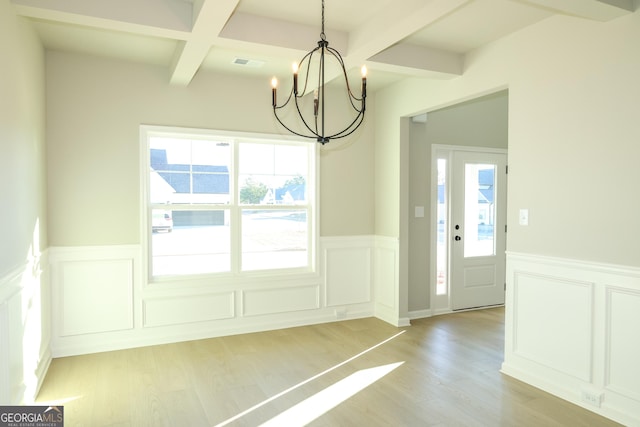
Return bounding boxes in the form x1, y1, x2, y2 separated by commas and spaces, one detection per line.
0, 251, 51, 405
323, 236, 374, 312
49, 236, 395, 357
372, 236, 407, 326
503, 252, 640, 426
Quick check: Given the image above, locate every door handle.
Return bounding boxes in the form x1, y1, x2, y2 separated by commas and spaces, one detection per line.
454, 235, 461, 241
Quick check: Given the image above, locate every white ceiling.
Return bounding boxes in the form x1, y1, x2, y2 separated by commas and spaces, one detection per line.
11, 0, 636, 90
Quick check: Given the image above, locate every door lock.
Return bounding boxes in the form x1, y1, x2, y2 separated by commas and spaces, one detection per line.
454, 235, 461, 241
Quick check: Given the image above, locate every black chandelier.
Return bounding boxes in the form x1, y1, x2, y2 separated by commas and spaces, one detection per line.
271, 0, 367, 145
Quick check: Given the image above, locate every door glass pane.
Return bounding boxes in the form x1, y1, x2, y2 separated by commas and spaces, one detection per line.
436, 158, 447, 295
464, 163, 496, 258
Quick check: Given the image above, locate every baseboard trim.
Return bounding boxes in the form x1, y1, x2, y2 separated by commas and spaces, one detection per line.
501, 362, 635, 427
52, 308, 376, 358
408, 309, 431, 320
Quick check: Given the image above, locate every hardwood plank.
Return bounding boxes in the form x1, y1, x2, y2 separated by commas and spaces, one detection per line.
36, 308, 623, 426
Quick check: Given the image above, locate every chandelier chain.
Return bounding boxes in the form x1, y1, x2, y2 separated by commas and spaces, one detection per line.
320, 0, 326, 41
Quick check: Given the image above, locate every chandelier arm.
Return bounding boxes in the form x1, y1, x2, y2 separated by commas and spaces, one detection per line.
273, 47, 323, 139
295, 49, 324, 138
326, 46, 365, 104
292, 88, 323, 138
274, 87, 295, 110
326, 108, 365, 140
273, 107, 320, 141
297, 47, 320, 97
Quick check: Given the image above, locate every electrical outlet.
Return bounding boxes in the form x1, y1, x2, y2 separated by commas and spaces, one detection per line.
581, 389, 603, 407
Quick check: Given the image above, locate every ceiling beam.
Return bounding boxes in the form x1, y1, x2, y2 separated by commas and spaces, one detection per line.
521, 0, 634, 21
345, 0, 471, 66
368, 43, 462, 79
169, 0, 240, 85
219, 12, 348, 55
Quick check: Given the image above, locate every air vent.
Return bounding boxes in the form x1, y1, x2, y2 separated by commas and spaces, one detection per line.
232, 58, 265, 68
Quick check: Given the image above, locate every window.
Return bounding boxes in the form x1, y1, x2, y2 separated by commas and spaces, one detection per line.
436, 157, 448, 296
142, 126, 316, 280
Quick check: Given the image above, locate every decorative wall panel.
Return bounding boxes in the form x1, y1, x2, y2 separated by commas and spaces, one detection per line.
144, 292, 235, 327
60, 259, 134, 336
243, 285, 319, 317
325, 244, 371, 307
513, 272, 593, 381
605, 286, 640, 402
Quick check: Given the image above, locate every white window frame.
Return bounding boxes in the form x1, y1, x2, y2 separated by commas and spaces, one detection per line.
140, 125, 318, 284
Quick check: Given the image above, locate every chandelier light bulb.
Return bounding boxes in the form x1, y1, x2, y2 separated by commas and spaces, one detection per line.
271, 77, 278, 107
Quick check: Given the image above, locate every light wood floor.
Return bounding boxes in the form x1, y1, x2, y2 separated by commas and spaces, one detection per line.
36, 308, 622, 426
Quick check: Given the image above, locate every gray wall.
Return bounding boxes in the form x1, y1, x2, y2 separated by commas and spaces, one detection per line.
45, 52, 375, 247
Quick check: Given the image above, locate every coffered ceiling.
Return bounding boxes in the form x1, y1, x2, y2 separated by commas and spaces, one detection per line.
11, 0, 635, 90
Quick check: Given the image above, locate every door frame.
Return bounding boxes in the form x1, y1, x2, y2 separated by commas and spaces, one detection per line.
430, 145, 508, 314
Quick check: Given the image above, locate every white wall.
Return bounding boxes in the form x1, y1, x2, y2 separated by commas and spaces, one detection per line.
374, 8, 640, 425
376, 11, 640, 264
0, 2, 50, 404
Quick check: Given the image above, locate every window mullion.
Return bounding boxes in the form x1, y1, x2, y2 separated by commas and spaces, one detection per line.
230, 140, 241, 274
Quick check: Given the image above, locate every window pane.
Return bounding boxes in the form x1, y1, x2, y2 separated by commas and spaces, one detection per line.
464, 164, 496, 258
151, 209, 230, 276
241, 210, 307, 271
436, 158, 447, 296
239, 143, 308, 205
150, 137, 230, 204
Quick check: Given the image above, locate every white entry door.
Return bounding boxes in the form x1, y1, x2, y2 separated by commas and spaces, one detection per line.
450, 150, 507, 310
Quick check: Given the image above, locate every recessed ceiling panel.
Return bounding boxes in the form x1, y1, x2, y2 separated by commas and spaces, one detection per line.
405, 0, 553, 53
234, 0, 393, 33
32, 19, 177, 66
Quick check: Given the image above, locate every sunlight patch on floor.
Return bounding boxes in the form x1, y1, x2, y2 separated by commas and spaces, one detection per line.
214, 329, 406, 427
259, 362, 404, 426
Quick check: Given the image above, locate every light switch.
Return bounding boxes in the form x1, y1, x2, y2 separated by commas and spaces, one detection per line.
415, 206, 425, 218
519, 209, 529, 226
